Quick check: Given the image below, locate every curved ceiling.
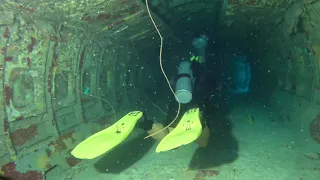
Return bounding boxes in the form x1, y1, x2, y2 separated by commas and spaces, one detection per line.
0, 0, 171, 41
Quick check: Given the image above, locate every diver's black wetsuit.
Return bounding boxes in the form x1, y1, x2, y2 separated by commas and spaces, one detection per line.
139, 52, 219, 131
138, 60, 208, 131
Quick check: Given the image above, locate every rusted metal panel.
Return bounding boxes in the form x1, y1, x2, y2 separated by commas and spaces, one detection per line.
10, 117, 55, 151
113, 43, 131, 109
100, 48, 117, 98
55, 113, 79, 132
0, 13, 85, 178
96, 48, 104, 98
44, 40, 59, 137
51, 34, 79, 109
81, 44, 101, 100
1, 0, 170, 42
0, 23, 17, 161
73, 43, 87, 123
0, 1, 166, 179
1, 118, 110, 179
80, 43, 106, 121
1, 162, 43, 180
3, 25, 46, 123
0, 135, 8, 158
11, 124, 38, 147
47, 29, 84, 132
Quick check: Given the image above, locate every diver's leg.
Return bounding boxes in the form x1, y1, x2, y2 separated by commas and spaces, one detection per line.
138, 115, 169, 141
195, 123, 210, 147
146, 99, 191, 140
138, 94, 184, 141
146, 123, 170, 141
191, 63, 210, 147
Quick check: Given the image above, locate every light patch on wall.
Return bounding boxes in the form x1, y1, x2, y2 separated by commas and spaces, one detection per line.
54, 72, 69, 101
10, 68, 34, 110
36, 153, 51, 171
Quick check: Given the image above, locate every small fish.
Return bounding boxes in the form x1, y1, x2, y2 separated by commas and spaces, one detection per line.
246, 115, 254, 124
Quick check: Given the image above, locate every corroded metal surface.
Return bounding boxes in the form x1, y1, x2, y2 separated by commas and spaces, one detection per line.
0, 0, 168, 41
0, 2, 144, 177
0, 0, 320, 179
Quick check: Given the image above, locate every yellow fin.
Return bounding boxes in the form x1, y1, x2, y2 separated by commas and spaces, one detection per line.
156, 108, 202, 152
71, 111, 143, 159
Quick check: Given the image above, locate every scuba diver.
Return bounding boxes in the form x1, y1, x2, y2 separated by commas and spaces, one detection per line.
71, 35, 211, 160
142, 34, 211, 146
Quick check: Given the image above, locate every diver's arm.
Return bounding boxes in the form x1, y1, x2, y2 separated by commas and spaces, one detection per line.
192, 35, 208, 64
199, 54, 206, 65
196, 47, 206, 65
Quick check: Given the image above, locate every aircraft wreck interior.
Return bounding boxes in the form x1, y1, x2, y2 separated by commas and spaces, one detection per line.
0, 0, 320, 179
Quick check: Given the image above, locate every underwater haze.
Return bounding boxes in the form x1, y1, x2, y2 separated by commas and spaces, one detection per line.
0, 0, 320, 180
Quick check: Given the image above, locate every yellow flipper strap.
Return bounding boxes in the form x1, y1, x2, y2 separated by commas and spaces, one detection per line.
156, 108, 202, 153
71, 111, 143, 159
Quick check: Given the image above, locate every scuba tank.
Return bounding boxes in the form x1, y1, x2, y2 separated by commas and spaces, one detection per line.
174, 61, 194, 104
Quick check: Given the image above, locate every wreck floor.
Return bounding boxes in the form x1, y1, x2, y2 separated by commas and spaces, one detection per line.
48, 102, 320, 180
